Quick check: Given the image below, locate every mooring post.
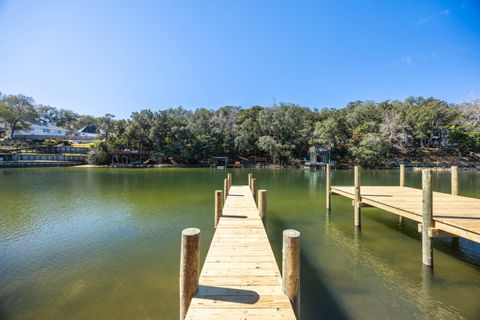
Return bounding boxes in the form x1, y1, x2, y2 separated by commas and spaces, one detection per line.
258, 190, 267, 225
251, 178, 257, 202
354, 165, 362, 228
282, 229, 301, 318
223, 179, 228, 201
422, 170, 434, 269
227, 173, 232, 190
214, 190, 223, 228
400, 164, 405, 187
326, 164, 331, 211
451, 165, 458, 196
179, 228, 200, 320
399, 163, 405, 225
248, 173, 253, 189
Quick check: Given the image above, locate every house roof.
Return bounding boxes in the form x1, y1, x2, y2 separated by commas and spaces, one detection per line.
78, 124, 97, 134
29, 120, 67, 131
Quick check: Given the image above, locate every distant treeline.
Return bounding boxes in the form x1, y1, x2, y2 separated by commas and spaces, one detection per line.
1, 92, 479, 165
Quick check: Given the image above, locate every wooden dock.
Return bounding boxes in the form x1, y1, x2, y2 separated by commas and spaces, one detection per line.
326, 164, 480, 268
180, 175, 299, 320
330, 186, 480, 243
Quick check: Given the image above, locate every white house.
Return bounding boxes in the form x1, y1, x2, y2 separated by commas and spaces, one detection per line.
13, 121, 68, 139
75, 124, 99, 140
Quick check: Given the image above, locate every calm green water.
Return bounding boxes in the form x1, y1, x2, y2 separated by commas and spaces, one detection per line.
1, 168, 479, 319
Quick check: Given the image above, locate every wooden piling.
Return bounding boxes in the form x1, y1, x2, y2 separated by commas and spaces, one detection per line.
258, 190, 267, 225
400, 164, 405, 187
214, 190, 223, 228
282, 229, 300, 318
223, 179, 228, 201
227, 173, 232, 190
326, 164, 331, 211
251, 178, 257, 202
179, 228, 200, 320
451, 166, 458, 196
248, 173, 253, 189
354, 165, 362, 227
422, 170, 433, 268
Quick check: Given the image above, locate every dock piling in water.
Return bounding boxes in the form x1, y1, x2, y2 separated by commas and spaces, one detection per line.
214, 190, 223, 228
422, 170, 433, 269
258, 189, 267, 225
179, 228, 200, 320
223, 179, 228, 201
282, 229, 301, 318
251, 178, 257, 202
326, 163, 331, 211
399, 163, 405, 224
227, 173, 232, 190
248, 172, 253, 189
400, 164, 405, 187
354, 165, 362, 228
451, 166, 458, 196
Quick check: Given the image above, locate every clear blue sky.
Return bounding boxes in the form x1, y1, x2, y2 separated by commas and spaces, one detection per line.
0, 0, 479, 118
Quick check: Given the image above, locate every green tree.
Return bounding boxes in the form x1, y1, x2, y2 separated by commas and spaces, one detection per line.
36, 105, 59, 124
0, 94, 38, 138
235, 106, 263, 155
56, 109, 80, 130
98, 113, 116, 144
404, 97, 458, 147
350, 133, 392, 166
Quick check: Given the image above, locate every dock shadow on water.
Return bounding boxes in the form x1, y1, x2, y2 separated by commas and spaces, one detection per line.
195, 285, 259, 304
270, 217, 350, 320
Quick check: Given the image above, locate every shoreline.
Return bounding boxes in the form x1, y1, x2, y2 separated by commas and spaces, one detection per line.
71, 164, 480, 170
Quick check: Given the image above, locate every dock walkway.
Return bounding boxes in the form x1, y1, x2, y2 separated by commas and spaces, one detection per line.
185, 185, 297, 320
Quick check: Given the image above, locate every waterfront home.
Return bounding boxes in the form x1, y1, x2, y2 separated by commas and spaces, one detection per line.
13, 121, 68, 139
76, 124, 99, 140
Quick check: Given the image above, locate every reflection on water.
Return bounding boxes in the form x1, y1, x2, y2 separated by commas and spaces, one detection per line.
0, 168, 479, 319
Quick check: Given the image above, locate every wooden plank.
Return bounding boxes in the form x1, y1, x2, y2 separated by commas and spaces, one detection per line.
205, 256, 277, 263
185, 185, 296, 319
185, 308, 295, 320
196, 286, 285, 296
199, 277, 282, 286
189, 296, 293, 309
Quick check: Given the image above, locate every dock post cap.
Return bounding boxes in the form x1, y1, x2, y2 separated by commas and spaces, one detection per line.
182, 228, 201, 236
283, 229, 300, 238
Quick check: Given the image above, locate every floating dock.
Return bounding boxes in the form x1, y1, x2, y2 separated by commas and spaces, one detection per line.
180, 174, 299, 320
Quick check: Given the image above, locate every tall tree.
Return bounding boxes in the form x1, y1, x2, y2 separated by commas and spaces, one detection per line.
99, 113, 116, 144
0, 94, 37, 138
36, 105, 59, 125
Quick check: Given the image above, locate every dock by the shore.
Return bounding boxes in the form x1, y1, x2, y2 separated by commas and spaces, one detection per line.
180, 174, 299, 320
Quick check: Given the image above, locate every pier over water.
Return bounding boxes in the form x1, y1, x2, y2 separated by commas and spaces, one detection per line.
180, 175, 299, 320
